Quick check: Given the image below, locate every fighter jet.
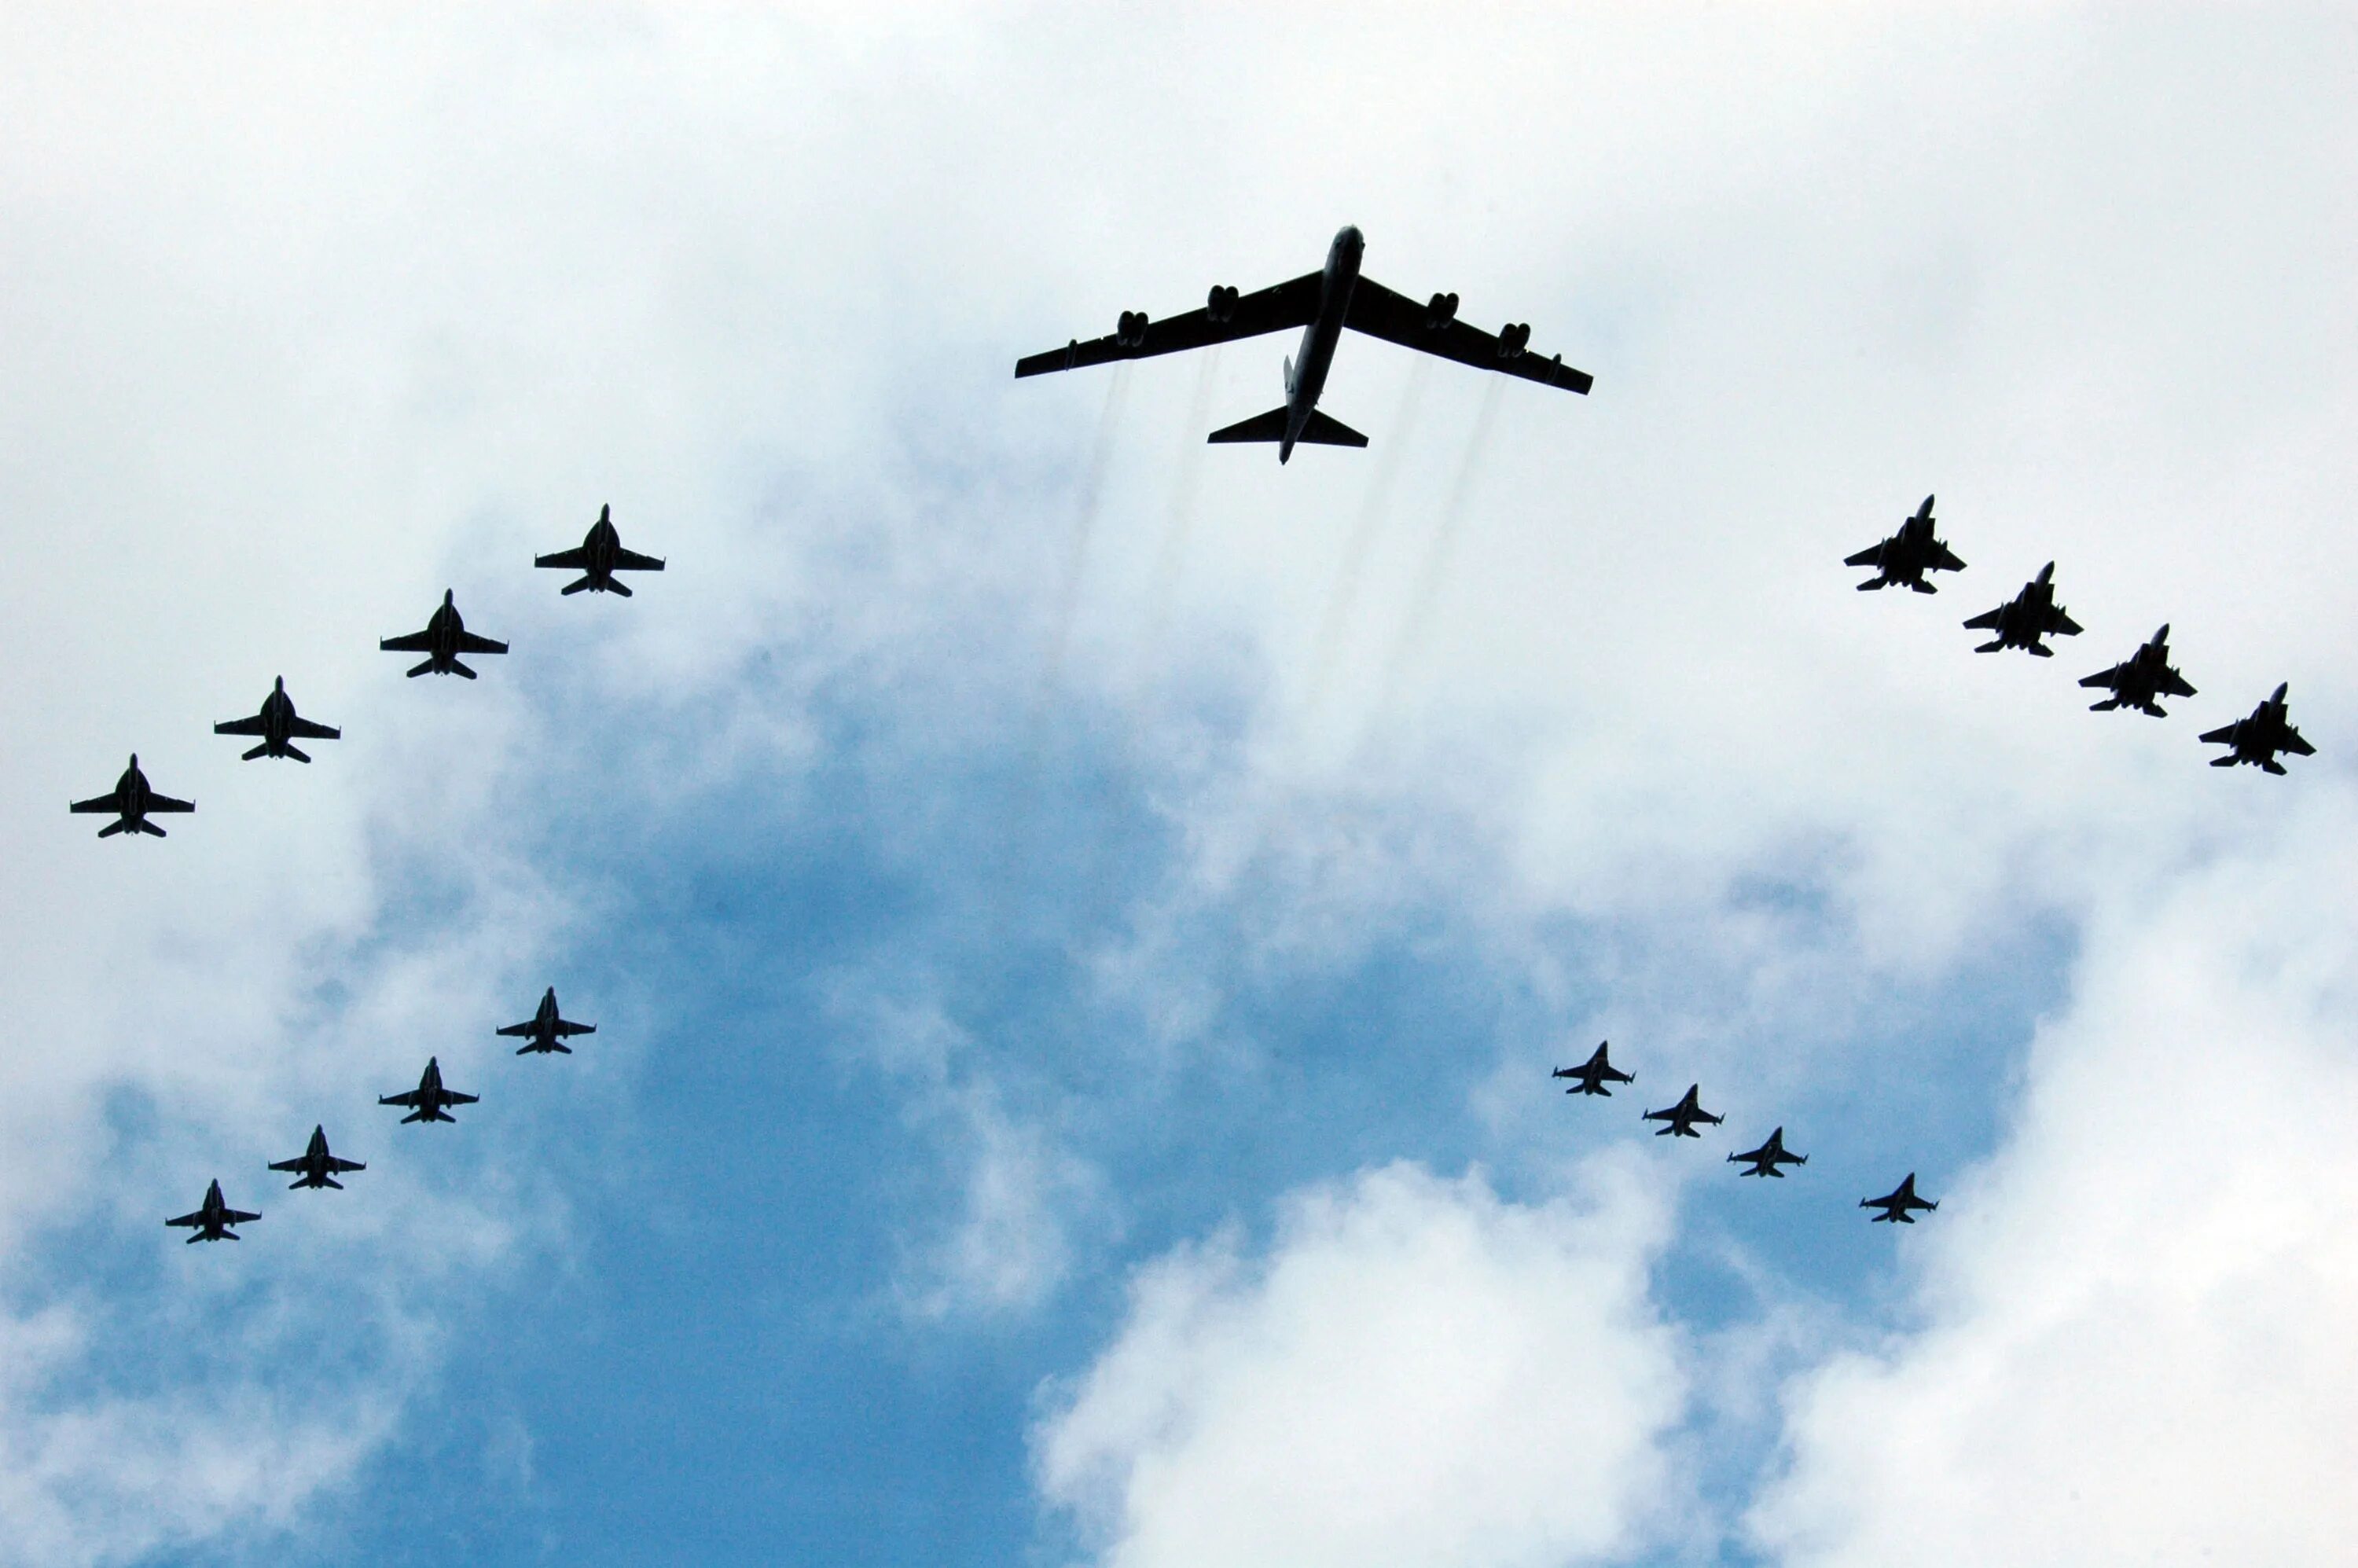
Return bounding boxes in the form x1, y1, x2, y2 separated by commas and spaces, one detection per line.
1963, 563, 2082, 655
214, 677, 343, 761
2200, 683, 2316, 774
1861, 1173, 1938, 1224
70, 755, 194, 838
380, 590, 509, 678
498, 987, 596, 1055
268, 1126, 366, 1190
1642, 1084, 1724, 1138
379, 1056, 478, 1124
2080, 626, 2196, 717
534, 504, 665, 597
1016, 226, 1591, 463
1845, 495, 1965, 593
1552, 1041, 1634, 1096
1728, 1127, 1807, 1177
165, 1179, 259, 1243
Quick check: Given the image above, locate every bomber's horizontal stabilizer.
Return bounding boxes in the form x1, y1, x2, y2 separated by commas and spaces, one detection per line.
1294, 409, 1368, 447
1206, 407, 1291, 444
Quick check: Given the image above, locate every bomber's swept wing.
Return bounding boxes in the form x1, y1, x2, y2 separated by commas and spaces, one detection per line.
1016, 274, 1324, 378
1342, 278, 1594, 394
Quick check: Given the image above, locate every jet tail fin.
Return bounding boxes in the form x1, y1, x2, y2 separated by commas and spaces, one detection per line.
137, 819, 167, 838
1207, 407, 1291, 445
242, 742, 270, 761
1295, 409, 1368, 448
97, 819, 129, 839
406, 659, 436, 678
561, 577, 594, 596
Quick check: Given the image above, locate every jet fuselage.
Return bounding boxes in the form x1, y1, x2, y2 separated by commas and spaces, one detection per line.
1278, 227, 1365, 462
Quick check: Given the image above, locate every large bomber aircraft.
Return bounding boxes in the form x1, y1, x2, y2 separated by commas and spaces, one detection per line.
215, 676, 343, 761
1552, 1041, 1633, 1096
499, 987, 596, 1055
1963, 563, 2082, 656
2200, 683, 2315, 773
1845, 495, 1965, 593
2080, 626, 2195, 716
269, 1126, 366, 1190
536, 505, 665, 597
380, 590, 509, 678
71, 755, 193, 838
1728, 1127, 1807, 1177
1642, 1084, 1724, 1139
380, 1057, 478, 1124
1861, 1173, 1938, 1223
166, 1179, 259, 1243
1016, 226, 1591, 463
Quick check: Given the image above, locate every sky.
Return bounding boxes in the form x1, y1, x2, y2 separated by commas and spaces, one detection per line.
2, 4, 2356, 1564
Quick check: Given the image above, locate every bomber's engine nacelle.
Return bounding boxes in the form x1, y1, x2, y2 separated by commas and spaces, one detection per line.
1207, 285, 1240, 322
1115, 310, 1150, 347
1425, 292, 1459, 330
1497, 321, 1532, 358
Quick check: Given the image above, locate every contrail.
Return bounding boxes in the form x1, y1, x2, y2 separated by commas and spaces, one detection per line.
1040, 365, 1133, 693
1136, 347, 1223, 673
1377, 375, 1506, 699
1297, 358, 1432, 718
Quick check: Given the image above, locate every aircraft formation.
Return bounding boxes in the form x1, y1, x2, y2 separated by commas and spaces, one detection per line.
101, 505, 651, 1239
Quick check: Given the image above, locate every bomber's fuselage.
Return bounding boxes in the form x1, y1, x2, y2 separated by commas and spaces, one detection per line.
1280, 226, 1364, 461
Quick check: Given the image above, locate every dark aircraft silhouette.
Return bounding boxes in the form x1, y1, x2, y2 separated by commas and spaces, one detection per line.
535, 504, 665, 597
498, 987, 596, 1055
1963, 563, 2082, 655
1015, 226, 1591, 463
2200, 683, 2315, 774
269, 1126, 366, 1190
380, 590, 509, 678
380, 1057, 478, 1124
1862, 1173, 1938, 1223
1552, 1041, 1634, 1096
215, 677, 343, 761
2080, 626, 2195, 716
1728, 1127, 1807, 1177
166, 1179, 259, 1243
1642, 1084, 1724, 1139
70, 755, 193, 838
1846, 495, 1965, 593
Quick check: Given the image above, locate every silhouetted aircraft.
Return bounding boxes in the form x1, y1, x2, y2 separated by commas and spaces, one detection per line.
380, 590, 508, 678
1846, 495, 1964, 593
215, 676, 343, 761
166, 1179, 259, 1243
1728, 1127, 1807, 1177
499, 987, 596, 1055
535, 504, 665, 597
70, 755, 193, 838
1963, 564, 2081, 655
380, 1057, 478, 1124
2080, 626, 2195, 716
2200, 683, 2315, 773
1552, 1041, 1633, 1096
1862, 1173, 1937, 1223
1642, 1084, 1723, 1138
269, 1126, 366, 1190
1016, 226, 1591, 463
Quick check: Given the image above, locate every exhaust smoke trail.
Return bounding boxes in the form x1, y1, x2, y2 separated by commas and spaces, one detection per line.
1376, 374, 1507, 701
1039, 365, 1133, 695
1296, 357, 1432, 719
1135, 347, 1223, 677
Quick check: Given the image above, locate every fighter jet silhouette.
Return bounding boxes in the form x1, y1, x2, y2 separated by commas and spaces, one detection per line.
380, 1057, 479, 1124
1552, 1041, 1633, 1096
380, 590, 509, 678
70, 755, 194, 838
2080, 626, 2195, 717
215, 677, 343, 761
535, 504, 665, 597
1642, 1084, 1723, 1138
1862, 1173, 1938, 1223
498, 987, 596, 1055
268, 1126, 366, 1190
165, 1179, 259, 1243
2200, 683, 2315, 774
1963, 563, 2081, 655
1728, 1127, 1807, 1177
1845, 495, 1964, 593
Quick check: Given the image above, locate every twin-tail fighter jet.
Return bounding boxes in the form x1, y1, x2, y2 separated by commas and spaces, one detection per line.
1016, 226, 1591, 463
1728, 1127, 1807, 1177
269, 1126, 366, 1190
165, 1179, 259, 1242
2080, 626, 2195, 717
1861, 1173, 1937, 1223
380, 590, 509, 678
2200, 684, 2315, 774
535, 505, 665, 597
1846, 496, 1965, 593
71, 755, 194, 838
215, 677, 343, 761
1552, 1041, 1635, 1096
1643, 1085, 1724, 1138
1963, 563, 2082, 656
380, 1057, 478, 1124
499, 987, 596, 1055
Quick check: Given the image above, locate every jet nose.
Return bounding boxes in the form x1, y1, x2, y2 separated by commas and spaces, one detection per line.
443, 589, 455, 604
1336, 224, 1364, 253
274, 675, 285, 691
2273, 681, 2290, 701
2037, 562, 2055, 581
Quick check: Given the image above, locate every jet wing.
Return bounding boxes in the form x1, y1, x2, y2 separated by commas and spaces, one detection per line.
555, 1020, 596, 1037
1015, 272, 1324, 377
494, 1022, 535, 1037
326, 1155, 366, 1173
214, 714, 267, 736
534, 548, 588, 570
379, 630, 434, 652
612, 548, 665, 572
1843, 542, 1886, 568
164, 1208, 207, 1228
443, 1089, 480, 1106
1343, 277, 1594, 394
68, 789, 127, 814
145, 794, 194, 813
266, 1156, 307, 1173
379, 1089, 424, 1107
222, 1206, 262, 1225
455, 633, 509, 655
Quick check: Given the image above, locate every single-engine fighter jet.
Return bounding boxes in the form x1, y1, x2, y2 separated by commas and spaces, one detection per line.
70, 755, 193, 838
166, 1179, 259, 1243
1552, 1041, 1634, 1096
1963, 563, 2082, 656
1642, 1084, 1724, 1138
1862, 1173, 1938, 1224
2081, 626, 2196, 717
1846, 495, 1965, 593
380, 1056, 478, 1124
535, 504, 665, 597
1016, 226, 1592, 463
269, 1126, 366, 1190
380, 590, 509, 678
1728, 1127, 1807, 1177
2200, 683, 2316, 774
215, 676, 343, 761
498, 987, 596, 1055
